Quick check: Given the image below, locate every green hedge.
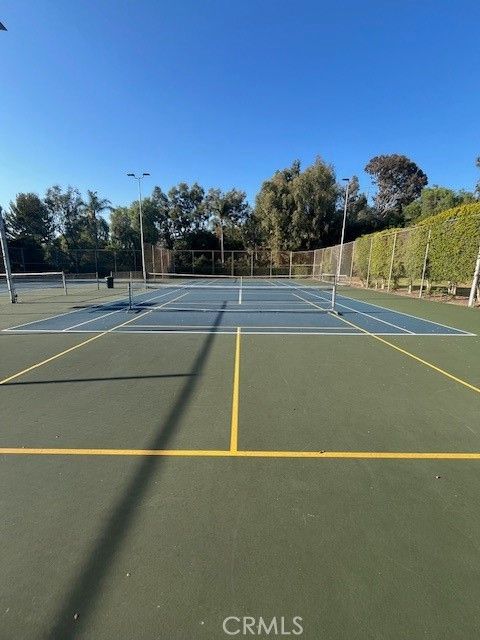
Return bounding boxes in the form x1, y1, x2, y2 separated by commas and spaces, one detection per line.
352, 203, 480, 289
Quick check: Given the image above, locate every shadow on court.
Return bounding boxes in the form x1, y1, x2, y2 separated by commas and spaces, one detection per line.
46, 303, 227, 640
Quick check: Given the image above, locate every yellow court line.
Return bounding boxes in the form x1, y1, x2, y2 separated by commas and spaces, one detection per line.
0, 292, 188, 385
1, 447, 480, 459
292, 291, 480, 396
230, 327, 241, 452
332, 312, 480, 396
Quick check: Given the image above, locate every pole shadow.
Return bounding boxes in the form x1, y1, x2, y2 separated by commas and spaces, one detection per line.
45, 302, 227, 639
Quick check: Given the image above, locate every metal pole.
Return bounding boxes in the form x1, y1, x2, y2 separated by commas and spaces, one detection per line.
128, 282, 133, 311
468, 239, 480, 308
331, 275, 337, 311
62, 271, 68, 295
0, 213, 16, 303
160, 247, 164, 275
366, 237, 373, 288
337, 179, 350, 279
312, 250, 317, 278
231, 251, 234, 276
289, 251, 293, 278
137, 179, 147, 282
387, 232, 397, 292
114, 250, 117, 275
152, 245, 156, 275
269, 251, 273, 277
419, 229, 431, 298
212, 250, 215, 275
191, 250, 195, 274
319, 249, 324, 278
250, 252, 254, 276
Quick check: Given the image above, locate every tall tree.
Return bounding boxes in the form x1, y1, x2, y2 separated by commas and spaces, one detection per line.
403, 186, 476, 223
365, 154, 428, 225
5, 193, 54, 243
110, 207, 138, 250
168, 182, 206, 239
290, 158, 338, 249
342, 176, 377, 240
205, 188, 250, 261
81, 190, 112, 249
255, 161, 301, 252
44, 185, 84, 270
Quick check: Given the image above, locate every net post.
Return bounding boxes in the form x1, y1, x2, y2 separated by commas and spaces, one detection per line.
62, 271, 68, 295
128, 282, 133, 311
331, 274, 337, 312
419, 229, 431, 298
0, 213, 17, 303
289, 251, 292, 278
387, 231, 397, 291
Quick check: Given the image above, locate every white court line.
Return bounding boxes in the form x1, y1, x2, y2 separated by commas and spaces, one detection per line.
276, 278, 474, 336
129, 324, 352, 329
2, 289, 133, 331
336, 288, 475, 335
297, 289, 416, 334
61, 287, 184, 331
1, 328, 474, 337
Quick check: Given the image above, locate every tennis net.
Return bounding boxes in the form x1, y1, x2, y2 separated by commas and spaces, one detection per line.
1, 271, 66, 289
126, 273, 337, 313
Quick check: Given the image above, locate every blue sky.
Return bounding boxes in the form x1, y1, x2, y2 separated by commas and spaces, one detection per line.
1, 0, 479, 213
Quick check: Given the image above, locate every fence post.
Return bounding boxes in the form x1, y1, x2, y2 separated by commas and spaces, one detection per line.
289, 251, 293, 278
269, 251, 273, 277
231, 251, 234, 276
468, 240, 480, 308
366, 237, 373, 289
212, 250, 215, 275
419, 229, 431, 298
319, 249, 324, 278
387, 232, 398, 292
349, 242, 355, 283
113, 251, 117, 275
250, 252, 254, 276
312, 250, 317, 278
151, 245, 155, 275
191, 250, 195, 274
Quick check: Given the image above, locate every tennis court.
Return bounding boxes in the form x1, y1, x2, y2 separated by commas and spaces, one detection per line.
1, 275, 479, 639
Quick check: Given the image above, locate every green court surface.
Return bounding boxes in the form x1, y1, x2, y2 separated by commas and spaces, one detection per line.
1, 285, 479, 639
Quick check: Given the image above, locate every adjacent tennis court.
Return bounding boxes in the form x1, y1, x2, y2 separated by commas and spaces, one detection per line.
1, 275, 479, 639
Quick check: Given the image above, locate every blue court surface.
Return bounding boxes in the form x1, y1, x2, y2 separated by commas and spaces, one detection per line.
2, 278, 474, 336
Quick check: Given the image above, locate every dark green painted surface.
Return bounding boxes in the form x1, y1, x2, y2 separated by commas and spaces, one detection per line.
0, 287, 479, 639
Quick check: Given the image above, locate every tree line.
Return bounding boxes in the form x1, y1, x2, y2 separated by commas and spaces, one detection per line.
2, 154, 479, 273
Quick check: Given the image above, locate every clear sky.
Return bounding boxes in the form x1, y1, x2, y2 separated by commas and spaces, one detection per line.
1, 0, 479, 212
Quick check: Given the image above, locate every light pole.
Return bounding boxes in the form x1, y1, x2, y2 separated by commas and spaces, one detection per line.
127, 172, 150, 282
337, 177, 350, 280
